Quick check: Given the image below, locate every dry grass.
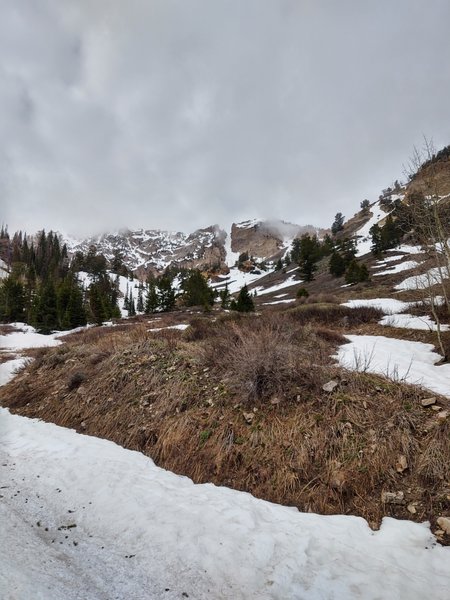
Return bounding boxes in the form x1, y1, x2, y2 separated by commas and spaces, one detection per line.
1, 313, 449, 537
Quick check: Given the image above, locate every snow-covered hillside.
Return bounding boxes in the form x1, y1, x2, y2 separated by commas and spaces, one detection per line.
1, 403, 450, 600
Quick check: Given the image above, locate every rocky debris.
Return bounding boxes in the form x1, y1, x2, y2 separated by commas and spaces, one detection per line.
381, 491, 405, 505
322, 380, 339, 393
407, 503, 418, 515
436, 410, 449, 422
437, 516, 450, 535
242, 412, 254, 425
421, 397, 437, 407
395, 455, 408, 474
270, 396, 281, 405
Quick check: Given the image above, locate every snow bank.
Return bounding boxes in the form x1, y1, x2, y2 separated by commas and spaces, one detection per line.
342, 298, 412, 314
395, 267, 450, 291
335, 335, 450, 397
211, 266, 274, 295
1, 407, 449, 599
373, 260, 421, 277
253, 274, 301, 296
148, 323, 189, 332
0, 323, 63, 351
380, 314, 449, 332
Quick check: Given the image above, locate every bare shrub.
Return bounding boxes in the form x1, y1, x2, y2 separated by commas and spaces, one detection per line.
183, 317, 217, 341
210, 317, 325, 402
67, 371, 86, 391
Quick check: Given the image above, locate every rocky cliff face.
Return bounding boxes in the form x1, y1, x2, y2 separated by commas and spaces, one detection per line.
230, 220, 328, 261
65, 225, 227, 276
64, 219, 325, 276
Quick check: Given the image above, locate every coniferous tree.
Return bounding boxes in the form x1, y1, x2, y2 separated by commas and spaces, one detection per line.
158, 276, 176, 312
181, 270, 214, 307
331, 213, 345, 235
137, 284, 144, 312
34, 280, 58, 333
329, 251, 346, 277
219, 284, 230, 309
232, 285, 255, 312
145, 281, 160, 314
0, 277, 25, 322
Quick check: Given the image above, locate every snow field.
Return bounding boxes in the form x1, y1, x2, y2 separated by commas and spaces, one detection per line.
1, 407, 450, 599
334, 335, 450, 398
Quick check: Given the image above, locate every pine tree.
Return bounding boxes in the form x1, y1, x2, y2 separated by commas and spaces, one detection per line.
219, 284, 230, 309
88, 284, 107, 325
181, 270, 214, 307
64, 285, 87, 329
158, 276, 176, 312
233, 285, 255, 312
331, 213, 345, 235
0, 277, 25, 322
34, 280, 59, 333
145, 281, 160, 314
137, 284, 144, 312
329, 251, 346, 277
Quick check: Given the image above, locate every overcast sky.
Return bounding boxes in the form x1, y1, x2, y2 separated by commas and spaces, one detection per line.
1, 0, 450, 237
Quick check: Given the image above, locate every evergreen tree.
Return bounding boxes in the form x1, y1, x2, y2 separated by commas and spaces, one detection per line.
145, 281, 160, 314
296, 234, 321, 282
64, 285, 87, 329
233, 285, 255, 312
370, 223, 384, 256
0, 277, 25, 322
34, 280, 58, 333
275, 258, 283, 271
158, 276, 176, 312
345, 260, 370, 284
329, 251, 346, 277
181, 270, 214, 307
88, 283, 107, 325
219, 284, 230, 309
137, 284, 144, 312
331, 213, 345, 235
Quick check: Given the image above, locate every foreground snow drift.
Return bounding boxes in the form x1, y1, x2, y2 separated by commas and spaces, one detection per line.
1, 409, 449, 600
335, 335, 450, 397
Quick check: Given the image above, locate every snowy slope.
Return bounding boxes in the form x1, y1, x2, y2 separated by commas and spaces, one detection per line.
335, 335, 450, 397
1, 316, 450, 599
1, 408, 450, 600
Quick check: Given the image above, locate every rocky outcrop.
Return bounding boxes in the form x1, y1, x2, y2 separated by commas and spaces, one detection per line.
66, 225, 227, 276
231, 219, 327, 261
64, 218, 324, 276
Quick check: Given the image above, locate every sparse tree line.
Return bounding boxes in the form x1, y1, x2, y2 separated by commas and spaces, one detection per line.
0, 228, 256, 332
288, 231, 369, 285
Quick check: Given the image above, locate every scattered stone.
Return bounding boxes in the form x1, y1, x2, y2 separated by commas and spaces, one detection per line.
437, 516, 450, 535
396, 455, 408, 474
381, 491, 405, 505
322, 380, 339, 393
407, 503, 417, 515
270, 396, 281, 405
421, 397, 436, 407
437, 410, 449, 422
243, 412, 254, 425
80, 421, 86, 430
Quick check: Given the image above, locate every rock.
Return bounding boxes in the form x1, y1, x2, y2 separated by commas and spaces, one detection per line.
421, 397, 437, 407
243, 412, 254, 425
270, 396, 281, 405
396, 455, 408, 473
80, 421, 86, 430
437, 410, 449, 422
407, 503, 417, 515
322, 380, 339, 393
437, 516, 450, 535
381, 491, 405, 505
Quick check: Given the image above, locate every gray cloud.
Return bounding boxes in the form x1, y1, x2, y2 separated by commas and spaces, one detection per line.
1, 0, 450, 236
